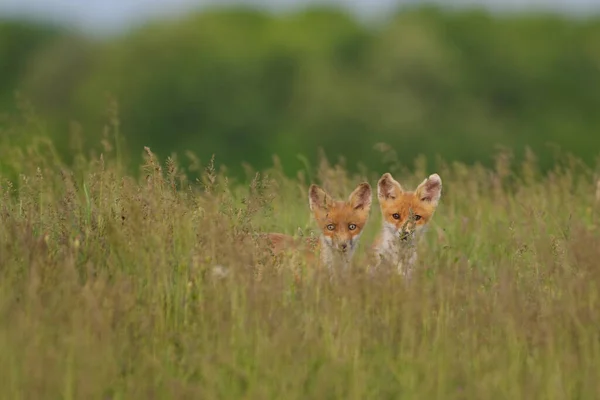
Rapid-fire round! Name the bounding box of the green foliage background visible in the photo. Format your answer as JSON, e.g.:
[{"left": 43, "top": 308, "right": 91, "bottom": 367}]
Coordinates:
[{"left": 1, "top": 5, "right": 599, "bottom": 177}]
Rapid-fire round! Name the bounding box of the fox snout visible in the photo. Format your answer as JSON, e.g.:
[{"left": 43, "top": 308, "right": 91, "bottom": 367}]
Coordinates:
[
  {"left": 335, "top": 240, "right": 351, "bottom": 252},
  {"left": 398, "top": 229, "right": 414, "bottom": 241},
  {"left": 322, "top": 235, "right": 354, "bottom": 253},
  {"left": 397, "top": 212, "right": 420, "bottom": 242},
  {"left": 331, "top": 235, "right": 358, "bottom": 253}
]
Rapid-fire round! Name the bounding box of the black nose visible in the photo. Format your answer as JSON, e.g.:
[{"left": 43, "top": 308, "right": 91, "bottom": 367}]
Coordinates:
[{"left": 341, "top": 243, "right": 348, "bottom": 250}]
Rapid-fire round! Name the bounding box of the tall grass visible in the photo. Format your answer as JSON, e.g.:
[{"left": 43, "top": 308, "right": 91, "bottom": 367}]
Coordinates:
[{"left": 1, "top": 128, "right": 600, "bottom": 399}]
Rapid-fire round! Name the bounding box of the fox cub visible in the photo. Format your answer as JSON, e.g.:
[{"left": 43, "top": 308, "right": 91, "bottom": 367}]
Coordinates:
[
  {"left": 267, "top": 182, "right": 372, "bottom": 271},
  {"left": 371, "top": 172, "right": 442, "bottom": 279}
]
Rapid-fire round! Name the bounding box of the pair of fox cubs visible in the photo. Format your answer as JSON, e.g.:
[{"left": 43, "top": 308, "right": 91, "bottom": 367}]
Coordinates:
[{"left": 267, "top": 172, "right": 442, "bottom": 278}]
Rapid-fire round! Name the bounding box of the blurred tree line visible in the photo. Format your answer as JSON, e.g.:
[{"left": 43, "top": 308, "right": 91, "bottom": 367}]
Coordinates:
[{"left": 1, "top": 6, "right": 599, "bottom": 178}]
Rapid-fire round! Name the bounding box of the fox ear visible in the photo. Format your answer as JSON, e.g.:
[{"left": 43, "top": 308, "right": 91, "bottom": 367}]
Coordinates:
[
  {"left": 415, "top": 173, "right": 442, "bottom": 205},
  {"left": 377, "top": 173, "right": 403, "bottom": 200},
  {"left": 348, "top": 182, "right": 372, "bottom": 210},
  {"left": 308, "top": 184, "right": 332, "bottom": 211}
]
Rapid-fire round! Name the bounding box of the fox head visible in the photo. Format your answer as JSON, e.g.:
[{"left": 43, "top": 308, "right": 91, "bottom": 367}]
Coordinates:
[
  {"left": 377, "top": 172, "right": 442, "bottom": 242},
  {"left": 308, "top": 182, "right": 372, "bottom": 256}
]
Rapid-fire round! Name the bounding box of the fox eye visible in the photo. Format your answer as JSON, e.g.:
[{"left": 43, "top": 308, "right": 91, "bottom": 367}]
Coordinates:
[
  {"left": 392, "top": 213, "right": 400, "bottom": 220},
  {"left": 326, "top": 224, "right": 335, "bottom": 231},
  {"left": 414, "top": 215, "right": 422, "bottom": 221},
  {"left": 348, "top": 223, "right": 357, "bottom": 230}
]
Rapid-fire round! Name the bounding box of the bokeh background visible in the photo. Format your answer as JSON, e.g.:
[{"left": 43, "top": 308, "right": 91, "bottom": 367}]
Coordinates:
[{"left": 2, "top": 0, "right": 600, "bottom": 178}]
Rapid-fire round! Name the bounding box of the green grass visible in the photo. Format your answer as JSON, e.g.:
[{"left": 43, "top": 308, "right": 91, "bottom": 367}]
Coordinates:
[{"left": 1, "top": 134, "right": 600, "bottom": 399}]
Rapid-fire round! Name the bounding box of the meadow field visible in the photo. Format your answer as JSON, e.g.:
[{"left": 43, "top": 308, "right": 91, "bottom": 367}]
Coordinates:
[{"left": 1, "top": 128, "right": 599, "bottom": 399}]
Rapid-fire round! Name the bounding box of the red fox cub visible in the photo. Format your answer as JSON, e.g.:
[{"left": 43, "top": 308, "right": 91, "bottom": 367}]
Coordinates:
[
  {"left": 267, "top": 182, "right": 372, "bottom": 272},
  {"left": 372, "top": 172, "right": 442, "bottom": 279}
]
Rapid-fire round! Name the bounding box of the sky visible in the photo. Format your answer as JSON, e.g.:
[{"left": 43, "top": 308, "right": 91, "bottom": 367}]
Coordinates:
[{"left": 1, "top": 0, "right": 599, "bottom": 34}]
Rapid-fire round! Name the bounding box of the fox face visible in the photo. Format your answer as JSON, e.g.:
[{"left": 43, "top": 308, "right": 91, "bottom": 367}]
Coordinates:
[
  {"left": 377, "top": 172, "right": 442, "bottom": 242},
  {"left": 308, "top": 182, "right": 372, "bottom": 257}
]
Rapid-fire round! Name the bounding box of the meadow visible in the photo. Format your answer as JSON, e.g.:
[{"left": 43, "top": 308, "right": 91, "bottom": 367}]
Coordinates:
[{"left": 1, "top": 129, "right": 600, "bottom": 399}]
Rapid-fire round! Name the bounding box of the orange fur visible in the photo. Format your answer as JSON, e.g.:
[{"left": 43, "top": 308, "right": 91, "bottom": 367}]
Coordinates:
[
  {"left": 372, "top": 172, "right": 442, "bottom": 278},
  {"left": 266, "top": 182, "right": 372, "bottom": 271},
  {"left": 376, "top": 188, "right": 437, "bottom": 239},
  {"left": 264, "top": 232, "right": 319, "bottom": 263}
]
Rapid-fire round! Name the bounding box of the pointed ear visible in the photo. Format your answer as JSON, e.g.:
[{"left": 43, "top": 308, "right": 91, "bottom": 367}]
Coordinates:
[
  {"left": 377, "top": 173, "right": 403, "bottom": 200},
  {"left": 308, "top": 184, "right": 332, "bottom": 212},
  {"left": 348, "top": 182, "right": 372, "bottom": 210},
  {"left": 415, "top": 173, "right": 442, "bottom": 205}
]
